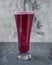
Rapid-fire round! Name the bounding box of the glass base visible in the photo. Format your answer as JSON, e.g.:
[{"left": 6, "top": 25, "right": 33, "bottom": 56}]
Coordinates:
[{"left": 17, "top": 53, "right": 31, "bottom": 60}]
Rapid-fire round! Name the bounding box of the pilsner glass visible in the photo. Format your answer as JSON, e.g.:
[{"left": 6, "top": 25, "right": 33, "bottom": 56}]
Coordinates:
[{"left": 14, "top": 11, "right": 34, "bottom": 60}]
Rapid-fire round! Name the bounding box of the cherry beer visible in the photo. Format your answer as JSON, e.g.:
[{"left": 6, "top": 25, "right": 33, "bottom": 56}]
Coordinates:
[{"left": 15, "top": 11, "right": 34, "bottom": 54}]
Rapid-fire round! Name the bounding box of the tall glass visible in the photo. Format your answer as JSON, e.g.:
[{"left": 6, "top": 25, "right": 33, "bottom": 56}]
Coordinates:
[{"left": 14, "top": 11, "right": 34, "bottom": 60}]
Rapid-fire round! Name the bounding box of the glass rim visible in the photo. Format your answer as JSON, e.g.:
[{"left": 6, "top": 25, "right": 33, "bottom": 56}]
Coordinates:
[{"left": 14, "top": 11, "right": 34, "bottom": 15}]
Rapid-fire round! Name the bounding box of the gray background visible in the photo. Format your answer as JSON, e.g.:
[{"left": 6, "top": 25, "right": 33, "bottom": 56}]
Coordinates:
[{"left": 0, "top": 0, "right": 52, "bottom": 42}]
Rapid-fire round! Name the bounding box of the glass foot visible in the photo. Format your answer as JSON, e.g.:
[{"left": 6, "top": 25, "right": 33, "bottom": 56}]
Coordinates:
[{"left": 17, "top": 53, "right": 31, "bottom": 60}]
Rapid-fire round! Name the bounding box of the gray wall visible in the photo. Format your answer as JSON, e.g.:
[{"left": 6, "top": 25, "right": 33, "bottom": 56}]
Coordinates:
[{"left": 0, "top": 0, "right": 52, "bottom": 42}]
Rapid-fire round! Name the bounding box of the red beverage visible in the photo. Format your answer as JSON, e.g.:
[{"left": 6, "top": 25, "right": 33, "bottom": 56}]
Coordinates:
[{"left": 15, "top": 11, "right": 34, "bottom": 54}]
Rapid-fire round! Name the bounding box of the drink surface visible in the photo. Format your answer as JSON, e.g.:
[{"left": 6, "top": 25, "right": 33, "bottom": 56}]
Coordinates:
[{"left": 15, "top": 12, "right": 34, "bottom": 53}]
